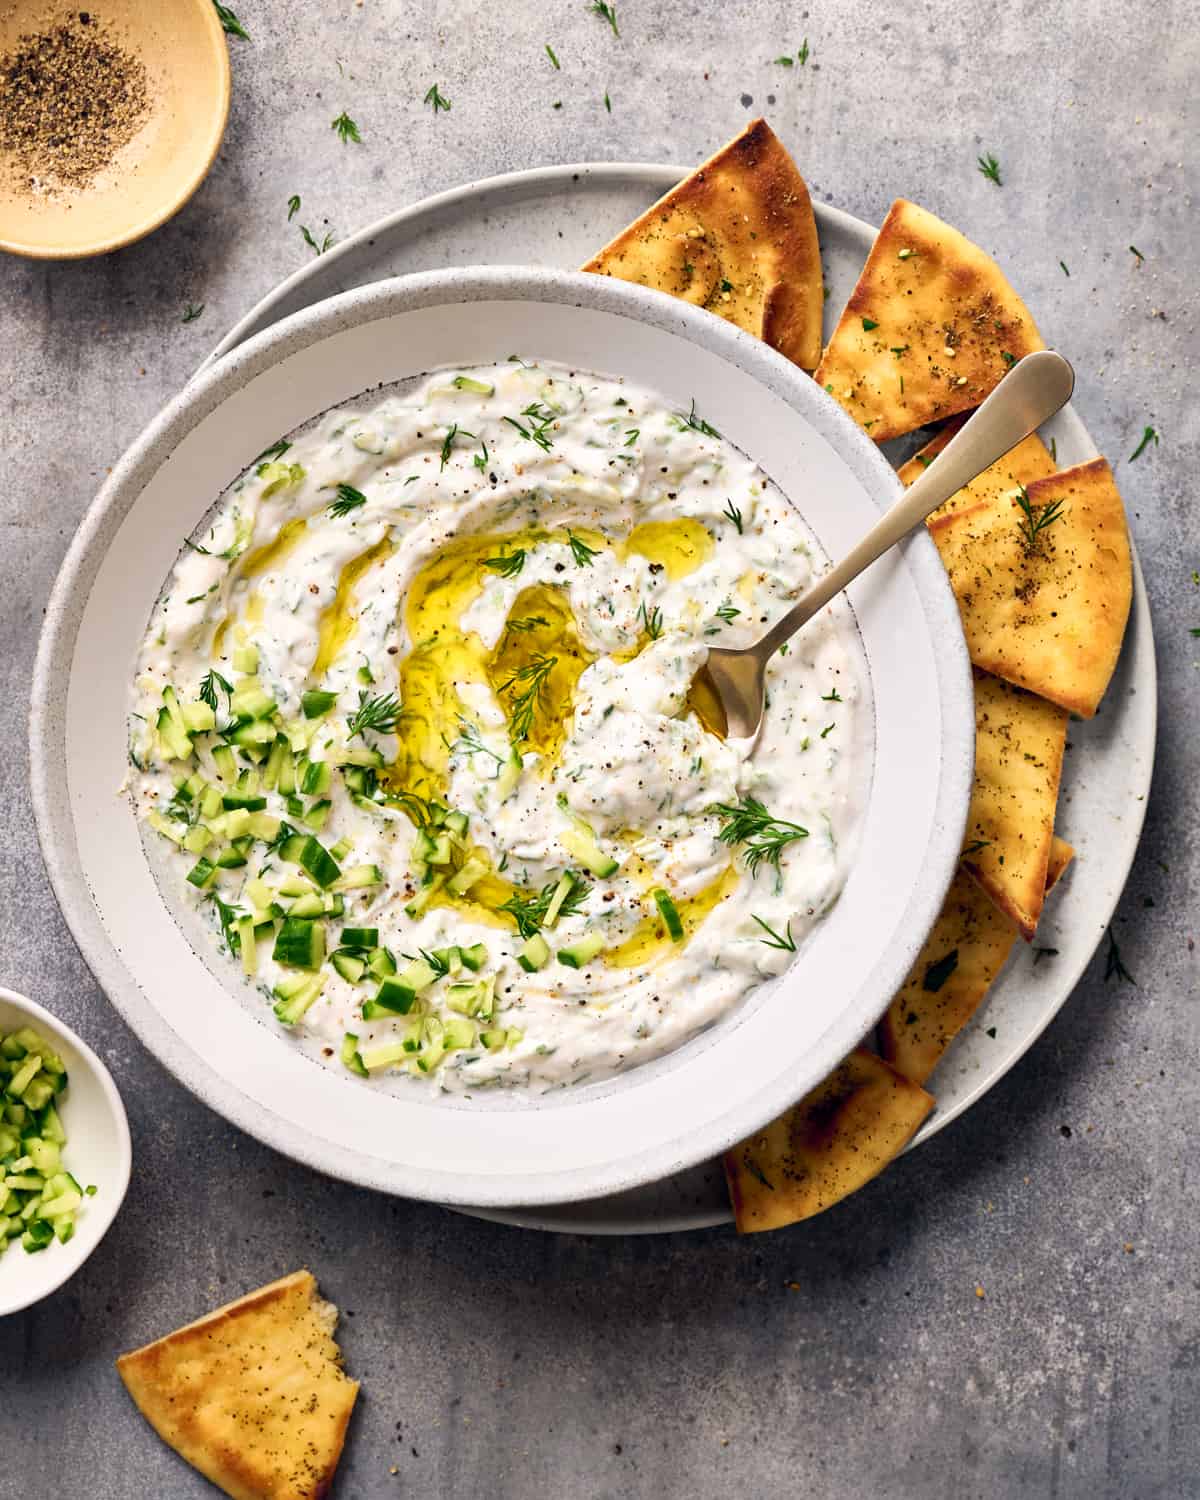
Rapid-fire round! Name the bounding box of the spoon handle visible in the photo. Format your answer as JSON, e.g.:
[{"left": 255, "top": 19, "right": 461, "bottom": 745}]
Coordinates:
[{"left": 756, "top": 349, "right": 1076, "bottom": 657}]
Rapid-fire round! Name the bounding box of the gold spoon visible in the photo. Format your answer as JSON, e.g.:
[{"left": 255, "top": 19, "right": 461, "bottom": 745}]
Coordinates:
[{"left": 692, "top": 349, "right": 1076, "bottom": 742}]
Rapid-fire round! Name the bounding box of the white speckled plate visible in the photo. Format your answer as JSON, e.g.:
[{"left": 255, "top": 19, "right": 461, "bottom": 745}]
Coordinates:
[
  {"left": 196, "top": 165, "right": 1155, "bottom": 1233},
  {"left": 30, "top": 264, "right": 974, "bottom": 1211}
]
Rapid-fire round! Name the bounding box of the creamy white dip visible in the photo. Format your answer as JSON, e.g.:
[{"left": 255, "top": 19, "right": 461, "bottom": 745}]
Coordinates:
[{"left": 129, "top": 361, "right": 868, "bottom": 1094}]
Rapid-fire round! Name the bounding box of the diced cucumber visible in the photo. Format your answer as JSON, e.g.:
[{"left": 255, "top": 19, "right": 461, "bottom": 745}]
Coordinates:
[
  {"left": 277, "top": 744, "right": 297, "bottom": 795},
  {"left": 331, "top": 951, "right": 367, "bottom": 984},
  {"left": 236, "top": 917, "right": 258, "bottom": 975},
  {"left": 403, "top": 875, "right": 444, "bottom": 917},
  {"left": 443, "top": 1017, "right": 475, "bottom": 1051},
  {"left": 429, "top": 946, "right": 463, "bottom": 976},
  {"left": 398, "top": 958, "right": 440, "bottom": 993},
  {"left": 459, "top": 942, "right": 488, "bottom": 972},
  {"left": 186, "top": 857, "right": 217, "bottom": 889},
  {"left": 155, "top": 707, "right": 192, "bottom": 761},
  {"left": 272, "top": 973, "right": 325, "bottom": 1025},
  {"left": 182, "top": 701, "right": 216, "bottom": 733},
  {"left": 300, "top": 759, "right": 333, "bottom": 797},
  {"left": 445, "top": 982, "right": 482, "bottom": 1016},
  {"left": 303, "top": 798, "right": 332, "bottom": 831},
  {"left": 200, "top": 784, "right": 224, "bottom": 819},
  {"left": 544, "top": 872, "right": 576, "bottom": 928},
  {"left": 329, "top": 837, "right": 353, "bottom": 862},
  {"left": 561, "top": 826, "right": 620, "bottom": 878},
  {"left": 162, "top": 684, "right": 187, "bottom": 732},
  {"left": 182, "top": 825, "right": 213, "bottom": 854},
  {"left": 271, "top": 916, "right": 325, "bottom": 971},
  {"left": 216, "top": 838, "right": 253, "bottom": 868},
  {"left": 340, "top": 1032, "right": 368, "bottom": 1077},
  {"left": 222, "top": 807, "right": 253, "bottom": 839},
  {"left": 262, "top": 736, "right": 287, "bottom": 790},
  {"left": 448, "top": 857, "right": 488, "bottom": 896},
  {"left": 210, "top": 743, "right": 237, "bottom": 782},
  {"left": 480, "top": 1028, "right": 506, "bottom": 1051},
  {"left": 496, "top": 747, "right": 522, "bottom": 800},
  {"left": 147, "top": 810, "right": 186, "bottom": 845},
  {"left": 247, "top": 811, "right": 281, "bottom": 842},
  {"left": 37, "top": 1103, "right": 66, "bottom": 1146},
  {"left": 279, "top": 834, "right": 341, "bottom": 889},
  {"left": 302, "top": 690, "right": 338, "bottom": 719},
  {"left": 232, "top": 643, "right": 259, "bottom": 673},
  {"left": 335, "top": 745, "right": 385, "bottom": 768},
  {"left": 339, "top": 927, "right": 378, "bottom": 950},
  {"left": 444, "top": 810, "right": 469, "bottom": 837},
  {"left": 244, "top": 877, "right": 275, "bottom": 910},
  {"left": 287, "top": 893, "right": 328, "bottom": 919},
  {"left": 334, "top": 863, "right": 383, "bottom": 892},
  {"left": 221, "top": 789, "right": 267, "bottom": 811},
  {"left": 367, "top": 947, "right": 397, "bottom": 979},
  {"left": 26, "top": 1137, "right": 60, "bottom": 1175},
  {"left": 229, "top": 719, "right": 277, "bottom": 748},
  {"left": 652, "top": 888, "right": 685, "bottom": 941},
  {"left": 427, "top": 834, "right": 453, "bottom": 867},
  {"left": 558, "top": 931, "right": 606, "bottom": 969},
  {"left": 359, "top": 1039, "right": 408, "bottom": 1072},
  {"left": 517, "top": 934, "right": 551, "bottom": 972}
]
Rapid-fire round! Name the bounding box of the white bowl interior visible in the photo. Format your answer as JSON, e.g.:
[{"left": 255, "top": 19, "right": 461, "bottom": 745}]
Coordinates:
[
  {"left": 0, "top": 988, "right": 131, "bottom": 1318},
  {"left": 34, "top": 269, "right": 972, "bottom": 1206}
]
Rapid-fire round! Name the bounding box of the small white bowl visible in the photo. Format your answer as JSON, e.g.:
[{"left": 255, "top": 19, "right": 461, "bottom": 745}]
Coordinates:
[{"left": 0, "top": 987, "right": 131, "bottom": 1317}]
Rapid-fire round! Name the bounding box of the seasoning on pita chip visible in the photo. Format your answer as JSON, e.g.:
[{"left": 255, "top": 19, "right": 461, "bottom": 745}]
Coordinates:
[
  {"left": 880, "top": 835, "right": 1076, "bottom": 1084},
  {"left": 961, "top": 669, "right": 1069, "bottom": 940},
  {"left": 116, "top": 1269, "right": 358, "bottom": 1500},
  {"left": 928, "top": 457, "right": 1132, "bottom": 717},
  {"left": 813, "top": 198, "right": 1045, "bottom": 441},
  {"left": 724, "top": 1048, "right": 933, "bottom": 1233},
  {"left": 897, "top": 420, "right": 1057, "bottom": 522},
  {"left": 582, "top": 118, "right": 823, "bottom": 369}
]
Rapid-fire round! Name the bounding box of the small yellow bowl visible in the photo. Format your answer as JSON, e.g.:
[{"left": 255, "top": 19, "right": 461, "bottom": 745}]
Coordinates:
[{"left": 0, "top": 0, "right": 230, "bottom": 259}]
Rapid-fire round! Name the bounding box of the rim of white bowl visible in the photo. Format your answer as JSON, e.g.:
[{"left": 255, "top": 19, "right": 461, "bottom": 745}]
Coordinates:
[
  {"left": 0, "top": 986, "right": 132, "bottom": 1317},
  {"left": 29, "top": 266, "right": 974, "bottom": 1206}
]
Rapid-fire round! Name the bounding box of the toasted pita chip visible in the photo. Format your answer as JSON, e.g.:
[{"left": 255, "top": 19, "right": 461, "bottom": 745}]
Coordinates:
[
  {"left": 928, "top": 458, "right": 1132, "bottom": 716},
  {"left": 814, "top": 199, "right": 1045, "bottom": 441},
  {"left": 878, "top": 869, "right": 1019, "bottom": 1085},
  {"left": 962, "top": 669, "right": 1068, "bottom": 939},
  {"left": 117, "top": 1270, "right": 358, "bottom": 1500},
  {"left": 724, "top": 1048, "right": 933, "bottom": 1233},
  {"left": 582, "top": 119, "right": 823, "bottom": 369},
  {"left": 881, "top": 836, "right": 1077, "bottom": 1084},
  {"left": 897, "top": 420, "right": 1057, "bottom": 522},
  {"left": 1045, "top": 834, "right": 1075, "bottom": 895}
]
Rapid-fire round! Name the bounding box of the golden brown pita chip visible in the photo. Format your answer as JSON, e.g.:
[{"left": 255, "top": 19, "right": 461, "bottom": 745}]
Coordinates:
[
  {"left": 117, "top": 1270, "right": 358, "bottom": 1500},
  {"left": 724, "top": 1048, "right": 933, "bottom": 1233},
  {"left": 582, "top": 119, "right": 823, "bottom": 369},
  {"left": 1045, "top": 835, "right": 1075, "bottom": 895},
  {"left": 928, "top": 457, "right": 1132, "bottom": 716},
  {"left": 814, "top": 199, "right": 1045, "bottom": 441},
  {"left": 897, "top": 420, "right": 1057, "bottom": 522},
  {"left": 962, "top": 669, "right": 1068, "bottom": 939},
  {"left": 881, "top": 836, "right": 1076, "bottom": 1085},
  {"left": 879, "top": 869, "right": 1019, "bottom": 1085}
]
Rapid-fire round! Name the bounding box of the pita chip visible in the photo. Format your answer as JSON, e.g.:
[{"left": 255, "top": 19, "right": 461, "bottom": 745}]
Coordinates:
[
  {"left": 814, "top": 198, "right": 1045, "bottom": 441},
  {"left": 117, "top": 1269, "right": 358, "bottom": 1500},
  {"left": 1045, "top": 834, "right": 1075, "bottom": 895},
  {"left": 582, "top": 119, "right": 823, "bottom": 369},
  {"left": 897, "top": 419, "right": 1057, "bottom": 522},
  {"left": 928, "top": 457, "right": 1133, "bottom": 716},
  {"left": 962, "top": 669, "right": 1069, "bottom": 939},
  {"left": 724, "top": 1048, "right": 933, "bottom": 1233}
]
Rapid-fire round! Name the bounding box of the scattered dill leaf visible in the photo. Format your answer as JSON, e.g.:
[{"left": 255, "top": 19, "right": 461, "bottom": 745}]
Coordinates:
[
  {"left": 182, "top": 302, "right": 204, "bottom": 323},
  {"left": 499, "top": 655, "right": 556, "bottom": 741},
  {"left": 545, "top": 42, "right": 560, "bottom": 67},
  {"left": 566, "top": 530, "right": 599, "bottom": 566},
  {"left": 977, "top": 152, "right": 1003, "bottom": 185},
  {"left": 287, "top": 194, "right": 301, "bottom": 220},
  {"left": 331, "top": 111, "right": 362, "bottom": 143},
  {"left": 484, "top": 550, "right": 526, "bottom": 578},
  {"left": 751, "top": 914, "right": 796, "bottom": 952},
  {"left": 424, "top": 82, "right": 451, "bottom": 114},
  {"left": 1129, "top": 425, "right": 1158, "bottom": 462},
  {"left": 327, "top": 483, "right": 367, "bottom": 518},
  {"left": 1103, "top": 928, "right": 1135, "bottom": 985},
  {"left": 347, "top": 691, "right": 401, "bottom": 739},
  {"left": 591, "top": 1, "right": 619, "bottom": 36},
  {"left": 712, "top": 795, "right": 809, "bottom": 876},
  {"left": 213, "top": 3, "right": 249, "bottom": 41},
  {"left": 1014, "top": 481, "right": 1066, "bottom": 547},
  {"left": 722, "top": 499, "right": 744, "bottom": 534}
]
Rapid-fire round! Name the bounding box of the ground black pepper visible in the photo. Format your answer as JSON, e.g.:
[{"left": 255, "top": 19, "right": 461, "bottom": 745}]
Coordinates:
[{"left": 0, "top": 12, "right": 149, "bottom": 190}]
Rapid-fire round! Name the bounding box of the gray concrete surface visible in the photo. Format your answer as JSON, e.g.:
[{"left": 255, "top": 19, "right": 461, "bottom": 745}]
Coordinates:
[{"left": 1, "top": 1, "right": 1197, "bottom": 1495}]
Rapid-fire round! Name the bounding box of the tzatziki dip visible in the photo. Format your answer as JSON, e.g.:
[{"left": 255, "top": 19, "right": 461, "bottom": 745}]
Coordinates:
[{"left": 129, "top": 360, "right": 867, "bottom": 1094}]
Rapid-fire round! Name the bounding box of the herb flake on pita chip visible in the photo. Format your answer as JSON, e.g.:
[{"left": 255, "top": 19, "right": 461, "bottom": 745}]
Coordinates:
[
  {"left": 961, "top": 669, "right": 1068, "bottom": 940},
  {"left": 928, "top": 457, "right": 1132, "bottom": 717},
  {"left": 116, "top": 1269, "right": 358, "bottom": 1500},
  {"left": 897, "top": 420, "right": 1057, "bottom": 522},
  {"left": 723, "top": 1048, "right": 933, "bottom": 1233},
  {"left": 582, "top": 119, "right": 824, "bottom": 369},
  {"left": 814, "top": 198, "right": 1045, "bottom": 441}
]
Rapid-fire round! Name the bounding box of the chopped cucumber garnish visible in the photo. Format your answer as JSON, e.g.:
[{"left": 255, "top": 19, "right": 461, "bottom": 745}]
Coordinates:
[
  {"left": 340, "top": 1032, "right": 368, "bottom": 1077},
  {"left": 561, "top": 825, "right": 620, "bottom": 878},
  {"left": 459, "top": 942, "right": 488, "bottom": 972},
  {"left": 517, "top": 934, "right": 551, "bottom": 972},
  {"left": 652, "top": 888, "right": 685, "bottom": 941},
  {"left": 558, "top": 931, "right": 606, "bottom": 968},
  {"left": 339, "top": 927, "right": 378, "bottom": 950},
  {"left": 272, "top": 973, "right": 325, "bottom": 1024},
  {"left": 272, "top": 916, "right": 325, "bottom": 971},
  {"left": 302, "top": 690, "right": 338, "bottom": 719}
]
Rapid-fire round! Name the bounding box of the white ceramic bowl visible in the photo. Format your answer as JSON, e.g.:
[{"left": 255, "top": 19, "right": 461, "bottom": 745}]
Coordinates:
[
  {"left": 0, "top": 988, "right": 131, "bottom": 1317},
  {"left": 30, "top": 267, "right": 973, "bottom": 1207}
]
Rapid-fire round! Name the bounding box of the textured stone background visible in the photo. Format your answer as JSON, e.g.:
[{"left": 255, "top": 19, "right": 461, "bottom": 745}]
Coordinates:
[{"left": 1, "top": 1, "right": 1197, "bottom": 1495}]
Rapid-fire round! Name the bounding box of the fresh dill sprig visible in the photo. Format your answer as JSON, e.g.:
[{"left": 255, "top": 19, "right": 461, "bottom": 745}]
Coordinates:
[
  {"left": 591, "top": 1, "right": 619, "bottom": 36},
  {"left": 977, "top": 152, "right": 1003, "bottom": 186},
  {"left": 722, "top": 499, "right": 744, "bottom": 534},
  {"left": 1014, "top": 482, "right": 1067, "bottom": 547},
  {"left": 484, "top": 549, "right": 526, "bottom": 578},
  {"left": 505, "top": 615, "right": 550, "bottom": 635},
  {"left": 820, "top": 688, "right": 843, "bottom": 702},
  {"left": 424, "top": 83, "right": 451, "bottom": 114},
  {"left": 255, "top": 438, "right": 291, "bottom": 464},
  {"left": 566, "top": 530, "right": 600, "bottom": 566},
  {"left": 331, "top": 111, "right": 362, "bottom": 143},
  {"left": 182, "top": 303, "right": 204, "bottom": 323},
  {"left": 1129, "top": 425, "right": 1158, "bottom": 461},
  {"left": 715, "top": 602, "right": 740, "bottom": 625},
  {"left": 209, "top": 892, "right": 243, "bottom": 953},
  {"left": 440, "top": 424, "right": 476, "bottom": 469},
  {"left": 327, "top": 483, "right": 367, "bottom": 517},
  {"left": 198, "top": 670, "right": 232, "bottom": 713},
  {"left": 545, "top": 42, "right": 560, "bottom": 68},
  {"left": 712, "top": 795, "right": 809, "bottom": 875},
  {"left": 681, "top": 399, "right": 720, "bottom": 438},
  {"left": 796, "top": 37, "right": 810, "bottom": 64},
  {"left": 624, "top": 428, "right": 639, "bottom": 445},
  {"left": 347, "top": 690, "right": 401, "bottom": 739},
  {"left": 1104, "top": 928, "right": 1136, "bottom": 985},
  {"left": 454, "top": 718, "right": 506, "bottom": 768},
  {"left": 214, "top": 4, "right": 250, "bottom": 41},
  {"left": 287, "top": 194, "right": 301, "bottom": 220},
  {"left": 639, "top": 601, "right": 663, "bottom": 639},
  {"left": 300, "top": 224, "right": 334, "bottom": 255},
  {"left": 503, "top": 401, "right": 556, "bottom": 451},
  {"left": 498, "top": 654, "right": 556, "bottom": 741},
  {"left": 751, "top": 914, "right": 796, "bottom": 952},
  {"left": 500, "top": 872, "right": 590, "bottom": 937}
]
